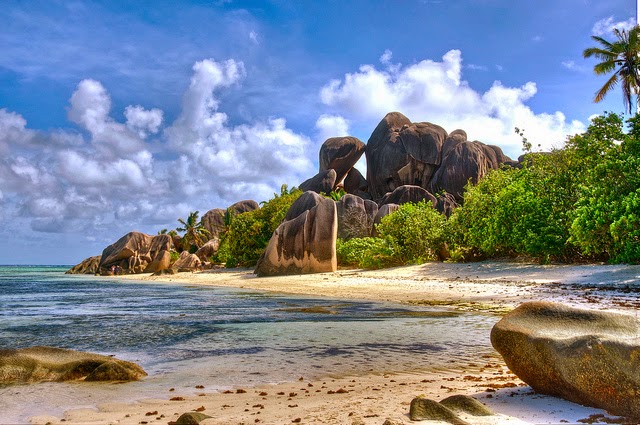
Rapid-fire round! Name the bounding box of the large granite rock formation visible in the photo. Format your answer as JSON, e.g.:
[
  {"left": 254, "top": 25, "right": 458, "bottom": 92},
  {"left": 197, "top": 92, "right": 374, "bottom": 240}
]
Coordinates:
[
  {"left": 343, "top": 167, "right": 370, "bottom": 199},
  {"left": 299, "top": 169, "right": 337, "bottom": 194},
  {"left": 255, "top": 196, "right": 337, "bottom": 276},
  {"left": 319, "top": 136, "right": 365, "bottom": 188},
  {"left": 195, "top": 238, "right": 220, "bottom": 261},
  {"left": 491, "top": 301, "right": 640, "bottom": 419},
  {"left": 0, "top": 346, "right": 147, "bottom": 384},
  {"left": 366, "top": 112, "right": 447, "bottom": 201},
  {"left": 285, "top": 191, "right": 325, "bottom": 221},
  {"left": 143, "top": 249, "right": 172, "bottom": 273},
  {"left": 430, "top": 132, "right": 502, "bottom": 202},
  {"left": 336, "top": 194, "right": 378, "bottom": 240},
  {"left": 98, "top": 232, "right": 172, "bottom": 274},
  {"left": 173, "top": 251, "right": 202, "bottom": 271},
  {"left": 65, "top": 255, "right": 101, "bottom": 274}
]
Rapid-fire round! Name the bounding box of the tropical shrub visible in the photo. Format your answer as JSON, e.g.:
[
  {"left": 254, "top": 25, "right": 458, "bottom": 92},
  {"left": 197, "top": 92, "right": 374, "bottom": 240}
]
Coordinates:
[
  {"left": 336, "top": 237, "right": 400, "bottom": 269},
  {"left": 221, "top": 186, "right": 302, "bottom": 267},
  {"left": 376, "top": 201, "right": 447, "bottom": 264},
  {"left": 570, "top": 113, "right": 640, "bottom": 262}
]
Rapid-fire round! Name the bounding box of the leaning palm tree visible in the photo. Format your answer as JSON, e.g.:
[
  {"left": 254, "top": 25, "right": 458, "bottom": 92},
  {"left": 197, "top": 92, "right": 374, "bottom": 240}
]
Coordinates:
[
  {"left": 176, "top": 211, "right": 210, "bottom": 252},
  {"left": 583, "top": 26, "right": 640, "bottom": 114}
]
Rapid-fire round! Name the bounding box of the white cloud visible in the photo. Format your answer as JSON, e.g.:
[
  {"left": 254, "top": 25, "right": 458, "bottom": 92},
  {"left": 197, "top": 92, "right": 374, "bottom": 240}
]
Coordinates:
[
  {"left": 532, "top": 35, "right": 543, "bottom": 42},
  {"left": 124, "top": 105, "right": 163, "bottom": 138},
  {"left": 69, "top": 79, "right": 148, "bottom": 157},
  {"left": 0, "top": 108, "right": 35, "bottom": 153},
  {"left": 592, "top": 16, "right": 635, "bottom": 36},
  {"left": 467, "top": 64, "right": 488, "bottom": 71},
  {"left": 496, "top": 65, "right": 504, "bottom": 72},
  {"left": 249, "top": 30, "right": 259, "bottom": 44},
  {"left": 315, "top": 114, "right": 351, "bottom": 142},
  {"left": 561, "top": 60, "right": 585, "bottom": 72},
  {"left": 380, "top": 49, "right": 393, "bottom": 66},
  {"left": 166, "top": 58, "right": 313, "bottom": 199},
  {"left": 320, "top": 50, "right": 585, "bottom": 157}
]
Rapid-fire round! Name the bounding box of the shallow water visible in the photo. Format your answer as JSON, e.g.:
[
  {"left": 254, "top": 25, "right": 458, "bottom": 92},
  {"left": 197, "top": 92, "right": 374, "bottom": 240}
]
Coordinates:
[{"left": 0, "top": 266, "right": 497, "bottom": 422}]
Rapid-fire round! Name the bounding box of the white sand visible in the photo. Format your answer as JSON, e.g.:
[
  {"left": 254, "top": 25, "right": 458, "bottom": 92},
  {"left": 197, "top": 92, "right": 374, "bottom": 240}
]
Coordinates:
[{"left": 26, "top": 261, "right": 640, "bottom": 424}]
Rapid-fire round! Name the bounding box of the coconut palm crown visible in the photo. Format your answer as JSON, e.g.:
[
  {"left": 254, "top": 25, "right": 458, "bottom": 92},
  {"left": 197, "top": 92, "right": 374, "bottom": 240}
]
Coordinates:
[
  {"left": 583, "top": 26, "right": 640, "bottom": 114},
  {"left": 176, "top": 211, "right": 210, "bottom": 250}
]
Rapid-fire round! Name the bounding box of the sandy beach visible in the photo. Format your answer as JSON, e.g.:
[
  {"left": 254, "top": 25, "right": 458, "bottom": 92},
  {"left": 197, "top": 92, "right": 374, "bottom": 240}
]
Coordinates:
[{"left": 26, "top": 261, "right": 640, "bottom": 424}]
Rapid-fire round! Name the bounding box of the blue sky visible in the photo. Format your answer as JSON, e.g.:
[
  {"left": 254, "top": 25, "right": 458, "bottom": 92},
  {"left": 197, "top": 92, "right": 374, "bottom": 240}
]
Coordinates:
[{"left": 0, "top": 0, "right": 635, "bottom": 264}]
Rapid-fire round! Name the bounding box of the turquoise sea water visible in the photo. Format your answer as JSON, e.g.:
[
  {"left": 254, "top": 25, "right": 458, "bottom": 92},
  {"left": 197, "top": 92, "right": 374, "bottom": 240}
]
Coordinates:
[{"left": 0, "top": 266, "right": 497, "bottom": 422}]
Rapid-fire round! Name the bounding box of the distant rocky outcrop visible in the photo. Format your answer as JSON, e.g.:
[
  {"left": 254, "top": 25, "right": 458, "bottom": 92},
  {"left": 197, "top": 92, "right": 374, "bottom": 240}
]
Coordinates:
[
  {"left": 255, "top": 196, "right": 337, "bottom": 276},
  {"left": 319, "top": 136, "right": 365, "bottom": 189},
  {"left": 65, "top": 255, "right": 101, "bottom": 275},
  {"left": 0, "top": 346, "right": 146, "bottom": 384},
  {"left": 98, "top": 232, "right": 172, "bottom": 275},
  {"left": 491, "top": 301, "right": 640, "bottom": 419}
]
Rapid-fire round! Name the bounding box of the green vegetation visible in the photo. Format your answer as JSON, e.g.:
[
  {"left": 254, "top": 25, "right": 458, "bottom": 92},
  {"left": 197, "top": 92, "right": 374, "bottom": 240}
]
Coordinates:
[
  {"left": 216, "top": 185, "right": 302, "bottom": 267},
  {"left": 176, "top": 211, "right": 210, "bottom": 253},
  {"left": 336, "top": 112, "right": 640, "bottom": 268},
  {"left": 583, "top": 26, "right": 640, "bottom": 114}
]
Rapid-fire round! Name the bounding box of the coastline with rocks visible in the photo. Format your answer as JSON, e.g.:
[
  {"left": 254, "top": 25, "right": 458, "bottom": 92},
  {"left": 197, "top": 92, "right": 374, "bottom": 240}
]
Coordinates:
[{"left": 10, "top": 261, "right": 636, "bottom": 424}]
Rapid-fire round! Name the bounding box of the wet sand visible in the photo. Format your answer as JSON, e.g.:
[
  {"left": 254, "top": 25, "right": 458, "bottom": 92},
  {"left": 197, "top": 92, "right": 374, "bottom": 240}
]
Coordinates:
[{"left": 26, "top": 261, "right": 640, "bottom": 424}]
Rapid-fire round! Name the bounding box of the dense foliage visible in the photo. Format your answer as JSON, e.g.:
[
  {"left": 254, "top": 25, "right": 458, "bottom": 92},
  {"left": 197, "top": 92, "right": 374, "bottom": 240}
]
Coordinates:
[
  {"left": 216, "top": 185, "right": 302, "bottom": 267},
  {"left": 337, "top": 112, "right": 640, "bottom": 268}
]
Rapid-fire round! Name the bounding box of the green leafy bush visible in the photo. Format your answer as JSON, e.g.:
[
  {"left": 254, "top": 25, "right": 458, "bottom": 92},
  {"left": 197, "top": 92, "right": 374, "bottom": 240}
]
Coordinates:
[
  {"left": 569, "top": 113, "right": 640, "bottom": 262},
  {"left": 221, "top": 186, "right": 302, "bottom": 267},
  {"left": 336, "top": 237, "right": 401, "bottom": 269},
  {"left": 376, "top": 201, "right": 447, "bottom": 264}
]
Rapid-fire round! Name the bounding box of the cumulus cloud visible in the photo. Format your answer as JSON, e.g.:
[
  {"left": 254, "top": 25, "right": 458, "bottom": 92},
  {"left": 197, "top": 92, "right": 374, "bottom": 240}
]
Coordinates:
[
  {"left": 0, "top": 57, "right": 318, "bottom": 248},
  {"left": 124, "top": 105, "right": 163, "bottom": 138},
  {"left": 166, "top": 58, "right": 313, "bottom": 200},
  {"left": 561, "top": 60, "right": 585, "bottom": 72},
  {"left": 592, "top": 16, "right": 635, "bottom": 36},
  {"left": 320, "top": 50, "right": 585, "bottom": 157},
  {"left": 315, "top": 114, "right": 351, "bottom": 142}
]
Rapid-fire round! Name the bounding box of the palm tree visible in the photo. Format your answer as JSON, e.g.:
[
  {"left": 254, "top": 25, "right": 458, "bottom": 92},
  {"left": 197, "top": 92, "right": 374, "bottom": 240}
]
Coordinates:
[
  {"left": 176, "top": 211, "right": 210, "bottom": 252},
  {"left": 583, "top": 26, "right": 640, "bottom": 114}
]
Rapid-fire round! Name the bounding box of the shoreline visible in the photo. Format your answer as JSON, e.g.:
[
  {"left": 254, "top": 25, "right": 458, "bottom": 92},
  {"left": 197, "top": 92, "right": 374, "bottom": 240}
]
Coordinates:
[{"left": 23, "top": 261, "right": 640, "bottom": 424}]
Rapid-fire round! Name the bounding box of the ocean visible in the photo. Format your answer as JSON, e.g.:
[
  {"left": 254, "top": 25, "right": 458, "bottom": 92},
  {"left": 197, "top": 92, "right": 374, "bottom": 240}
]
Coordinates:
[{"left": 0, "top": 266, "right": 497, "bottom": 422}]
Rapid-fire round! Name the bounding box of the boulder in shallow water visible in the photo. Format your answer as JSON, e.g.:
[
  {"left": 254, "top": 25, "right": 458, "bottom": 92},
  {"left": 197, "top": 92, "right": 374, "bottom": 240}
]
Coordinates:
[
  {"left": 491, "top": 301, "right": 640, "bottom": 419},
  {"left": 0, "top": 346, "right": 146, "bottom": 384}
]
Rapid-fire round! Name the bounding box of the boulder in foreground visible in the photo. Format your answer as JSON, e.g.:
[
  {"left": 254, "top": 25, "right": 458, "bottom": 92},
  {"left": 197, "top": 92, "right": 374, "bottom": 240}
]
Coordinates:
[
  {"left": 0, "top": 346, "right": 147, "bottom": 384},
  {"left": 491, "top": 301, "right": 640, "bottom": 419}
]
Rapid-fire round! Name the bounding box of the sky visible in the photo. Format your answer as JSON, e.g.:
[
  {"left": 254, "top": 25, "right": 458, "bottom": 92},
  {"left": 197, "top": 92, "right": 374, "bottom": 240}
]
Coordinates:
[{"left": 0, "top": 0, "right": 635, "bottom": 265}]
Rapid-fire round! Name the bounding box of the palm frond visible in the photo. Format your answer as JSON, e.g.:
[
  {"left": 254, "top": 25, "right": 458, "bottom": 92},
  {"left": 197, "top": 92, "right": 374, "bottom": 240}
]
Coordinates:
[{"left": 594, "top": 72, "right": 619, "bottom": 103}]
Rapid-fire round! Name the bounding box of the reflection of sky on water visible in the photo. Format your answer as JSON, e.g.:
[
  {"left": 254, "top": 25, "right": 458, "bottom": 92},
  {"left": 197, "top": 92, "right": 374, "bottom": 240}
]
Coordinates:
[{"left": 0, "top": 266, "right": 498, "bottom": 422}]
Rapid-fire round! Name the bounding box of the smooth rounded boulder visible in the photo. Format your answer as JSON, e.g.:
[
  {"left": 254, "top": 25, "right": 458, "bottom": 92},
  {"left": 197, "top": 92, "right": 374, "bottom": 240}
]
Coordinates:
[
  {"left": 0, "top": 346, "right": 147, "bottom": 384},
  {"left": 319, "top": 136, "right": 365, "bottom": 187},
  {"left": 491, "top": 301, "right": 640, "bottom": 419},
  {"left": 299, "top": 169, "right": 337, "bottom": 194},
  {"left": 66, "top": 255, "right": 101, "bottom": 274}
]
